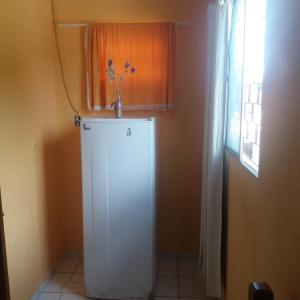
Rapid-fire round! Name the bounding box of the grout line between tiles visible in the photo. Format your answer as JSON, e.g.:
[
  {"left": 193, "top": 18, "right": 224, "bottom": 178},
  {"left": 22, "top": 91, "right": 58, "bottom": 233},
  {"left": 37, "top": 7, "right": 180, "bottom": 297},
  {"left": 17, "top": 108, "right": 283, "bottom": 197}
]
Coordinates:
[
  {"left": 63, "top": 259, "right": 83, "bottom": 294},
  {"left": 69, "top": 260, "right": 81, "bottom": 280},
  {"left": 44, "top": 259, "right": 82, "bottom": 296}
]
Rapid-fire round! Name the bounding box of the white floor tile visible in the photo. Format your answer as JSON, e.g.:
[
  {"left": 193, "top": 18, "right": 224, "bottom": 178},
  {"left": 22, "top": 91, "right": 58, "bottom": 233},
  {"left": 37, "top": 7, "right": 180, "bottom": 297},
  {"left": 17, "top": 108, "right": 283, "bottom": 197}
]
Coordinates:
[
  {"left": 158, "top": 257, "right": 177, "bottom": 276},
  {"left": 178, "top": 258, "right": 199, "bottom": 277},
  {"left": 179, "top": 277, "right": 206, "bottom": 298},
  {"left": 39, "top": 293, "right": 62, "bottom": 300},
  {"left": 54, "top": 273, "right": 73, "bottom": 282},
  {"left": 70, "top": 273, "right": 84, "bottom": 283},
  {"left": 57, "top": 260, "right": 80, "bottom": 273},
  {"left": 43, "top": 281, "right": 62, "bottom": 293},
  {"left": 61, "top": 281, "right": 84, "bottom": 293},
  {"left": 155, "top": 277, "right": 178, "bottom": 297},
  {"left": 43, "top": 273, "right": 72, "bottom": 293}
]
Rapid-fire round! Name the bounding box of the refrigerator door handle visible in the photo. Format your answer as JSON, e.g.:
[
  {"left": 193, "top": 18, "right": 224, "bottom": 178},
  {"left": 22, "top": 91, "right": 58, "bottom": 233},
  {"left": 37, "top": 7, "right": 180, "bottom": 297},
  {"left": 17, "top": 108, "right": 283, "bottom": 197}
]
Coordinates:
[
  {"left": 83, "top": 124, "right": 91, "bottom": 131},
  {"left": 127, "top": 128, "right": 132, "bottom": 136}
]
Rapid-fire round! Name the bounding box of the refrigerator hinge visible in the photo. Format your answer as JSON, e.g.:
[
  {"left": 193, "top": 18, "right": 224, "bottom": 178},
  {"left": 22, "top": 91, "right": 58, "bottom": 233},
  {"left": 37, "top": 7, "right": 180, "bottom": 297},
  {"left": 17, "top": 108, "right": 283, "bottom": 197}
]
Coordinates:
[{"left": 74, "top": 115, "right": 81, "bottom": 127}]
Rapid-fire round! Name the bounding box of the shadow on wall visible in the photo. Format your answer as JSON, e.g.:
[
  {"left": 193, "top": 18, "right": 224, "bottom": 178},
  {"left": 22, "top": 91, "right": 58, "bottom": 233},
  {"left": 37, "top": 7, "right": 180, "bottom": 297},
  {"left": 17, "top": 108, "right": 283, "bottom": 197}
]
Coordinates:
[
  {"left": 59, "top": 129, "right": 83, "bottom": 254},
  {"left": 41, "top": 135, "right": 62, "bottom": 269},
  {"left": 47, "top": 129, "right": 83, "bottom": 255}
]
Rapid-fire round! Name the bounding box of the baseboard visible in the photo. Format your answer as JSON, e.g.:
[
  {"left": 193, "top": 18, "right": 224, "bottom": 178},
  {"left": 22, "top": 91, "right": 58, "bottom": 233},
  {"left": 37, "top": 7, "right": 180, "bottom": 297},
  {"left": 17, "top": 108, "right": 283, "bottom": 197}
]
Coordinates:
[{"left": 31, "top": 251, "right": 81, "bottom": 300}]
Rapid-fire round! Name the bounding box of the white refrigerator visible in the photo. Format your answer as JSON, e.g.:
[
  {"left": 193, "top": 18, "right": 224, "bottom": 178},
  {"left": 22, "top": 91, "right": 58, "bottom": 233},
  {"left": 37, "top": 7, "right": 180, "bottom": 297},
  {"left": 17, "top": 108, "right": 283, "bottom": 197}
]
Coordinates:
[{"left": 80, "top": 118, "right": 156, "bottom": 299}]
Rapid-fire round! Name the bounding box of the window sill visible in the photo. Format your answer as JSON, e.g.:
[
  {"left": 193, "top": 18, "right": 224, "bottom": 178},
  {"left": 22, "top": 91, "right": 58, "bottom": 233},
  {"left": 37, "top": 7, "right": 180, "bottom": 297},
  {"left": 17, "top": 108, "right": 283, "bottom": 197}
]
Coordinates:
[
  {"left": 240, "top": 159, "right": 259, "bottom": 178},
  {"left": 225, "top": 147, "right": 260, "bottom": 180}
]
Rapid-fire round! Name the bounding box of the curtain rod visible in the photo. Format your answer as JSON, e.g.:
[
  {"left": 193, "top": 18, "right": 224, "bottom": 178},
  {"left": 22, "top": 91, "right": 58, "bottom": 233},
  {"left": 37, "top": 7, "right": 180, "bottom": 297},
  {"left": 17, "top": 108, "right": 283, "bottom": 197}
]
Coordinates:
[{"left": 56, "top": 22, "right": 192, "bottom": 28}]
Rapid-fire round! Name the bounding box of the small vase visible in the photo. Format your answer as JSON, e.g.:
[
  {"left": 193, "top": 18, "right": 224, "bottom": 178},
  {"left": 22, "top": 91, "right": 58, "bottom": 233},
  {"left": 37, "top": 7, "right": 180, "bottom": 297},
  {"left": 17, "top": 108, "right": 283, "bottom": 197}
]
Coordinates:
[{"left": 111, "top": 90, "right": 122, "bottom": 118}]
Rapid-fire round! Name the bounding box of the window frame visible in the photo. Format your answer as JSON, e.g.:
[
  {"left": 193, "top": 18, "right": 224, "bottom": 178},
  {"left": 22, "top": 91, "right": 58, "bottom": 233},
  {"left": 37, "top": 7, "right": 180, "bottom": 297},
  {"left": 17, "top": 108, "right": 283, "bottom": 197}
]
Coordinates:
[{"left": 225, "top": 0, "right": 267, "bottom": 178}]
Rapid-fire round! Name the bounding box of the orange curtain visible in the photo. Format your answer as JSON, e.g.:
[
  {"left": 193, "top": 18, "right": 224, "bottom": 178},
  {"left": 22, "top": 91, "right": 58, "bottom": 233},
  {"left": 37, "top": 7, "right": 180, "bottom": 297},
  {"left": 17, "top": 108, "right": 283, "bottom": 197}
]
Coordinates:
[{"left": 86, "top": 23, "right": 175, "bottom": 111}]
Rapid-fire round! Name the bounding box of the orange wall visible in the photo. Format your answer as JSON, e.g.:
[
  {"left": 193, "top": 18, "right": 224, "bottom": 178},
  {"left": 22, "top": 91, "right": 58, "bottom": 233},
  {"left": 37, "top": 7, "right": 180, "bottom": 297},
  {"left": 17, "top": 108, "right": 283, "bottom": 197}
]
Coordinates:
[
  {"left": 53, "top": 0, "right": 208, "bottom": 253},
  {"left": 0, "top": 0, "right": 63, "bottom": 299},
  {"left": 225, "top": 1, "right": 300, "bottom": 300}
]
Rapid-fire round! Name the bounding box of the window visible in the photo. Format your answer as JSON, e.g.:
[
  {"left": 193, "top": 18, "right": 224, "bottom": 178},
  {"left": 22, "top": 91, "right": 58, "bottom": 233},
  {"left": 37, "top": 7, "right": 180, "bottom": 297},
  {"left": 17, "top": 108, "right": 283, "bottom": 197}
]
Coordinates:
[
  {"left": 86, "top": 23, "right": 175, "bottom": 111},
  {"left": 226, "top": 0, "right": 267, "bottom": 176}
]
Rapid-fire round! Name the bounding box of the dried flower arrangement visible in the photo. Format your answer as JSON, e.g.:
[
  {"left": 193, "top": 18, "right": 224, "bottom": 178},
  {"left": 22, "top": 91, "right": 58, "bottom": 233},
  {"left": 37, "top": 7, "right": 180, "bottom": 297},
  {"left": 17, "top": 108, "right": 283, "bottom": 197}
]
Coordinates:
[
  {"left": 106, "top": 59, "right": 136, "bottom": 117},
  {"left": 106, "top": 59, "right": 136, "bottom": 86}
]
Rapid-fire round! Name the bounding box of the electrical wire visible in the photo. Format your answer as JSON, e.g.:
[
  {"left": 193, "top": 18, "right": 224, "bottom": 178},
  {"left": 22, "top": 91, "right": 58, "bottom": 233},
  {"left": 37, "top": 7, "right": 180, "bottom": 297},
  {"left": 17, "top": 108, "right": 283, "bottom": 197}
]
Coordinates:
[{"left": 51, "top": 0, "right": 80, "bottom": 116}]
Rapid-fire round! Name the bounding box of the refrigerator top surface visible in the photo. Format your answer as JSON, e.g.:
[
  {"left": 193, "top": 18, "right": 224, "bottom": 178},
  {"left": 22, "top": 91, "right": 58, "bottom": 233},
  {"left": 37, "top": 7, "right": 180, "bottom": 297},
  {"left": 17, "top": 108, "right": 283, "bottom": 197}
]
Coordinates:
[{"left": 81, "top": 117, "right": 155, "bottom": 123}]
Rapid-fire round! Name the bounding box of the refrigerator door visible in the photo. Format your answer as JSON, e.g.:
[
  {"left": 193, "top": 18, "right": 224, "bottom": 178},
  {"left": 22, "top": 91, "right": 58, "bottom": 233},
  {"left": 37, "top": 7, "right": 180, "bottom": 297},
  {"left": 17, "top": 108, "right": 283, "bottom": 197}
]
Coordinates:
[{"left": 81, "top": 119, "right": 155, "bottom": 299}]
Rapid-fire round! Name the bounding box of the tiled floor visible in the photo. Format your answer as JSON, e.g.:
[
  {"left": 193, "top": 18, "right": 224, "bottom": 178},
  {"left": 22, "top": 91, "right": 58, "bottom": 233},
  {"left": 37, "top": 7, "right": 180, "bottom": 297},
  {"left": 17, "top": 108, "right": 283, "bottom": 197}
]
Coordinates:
[
  {"left": 39, "top": 253, "right": 213, "bottom": 300},
  {"left": 155, "top": 252, "right": 211, "bottom": 300},
  {"left": 39, "top": 258, "right": 84, "bottom": 300}
]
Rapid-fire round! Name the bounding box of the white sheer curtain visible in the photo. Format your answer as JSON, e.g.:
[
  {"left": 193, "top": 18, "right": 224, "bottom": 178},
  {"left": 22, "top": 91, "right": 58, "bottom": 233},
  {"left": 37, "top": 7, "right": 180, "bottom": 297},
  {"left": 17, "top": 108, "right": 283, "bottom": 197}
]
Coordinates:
[{"left": 199, "top": 1, "right": 229, "bottom": 298}]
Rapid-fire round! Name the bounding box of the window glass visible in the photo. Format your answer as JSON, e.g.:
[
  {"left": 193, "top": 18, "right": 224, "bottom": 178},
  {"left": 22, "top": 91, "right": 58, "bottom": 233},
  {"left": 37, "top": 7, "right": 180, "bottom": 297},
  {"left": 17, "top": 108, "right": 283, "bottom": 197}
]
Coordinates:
[
  {"left": 226, "top": 0, "right": 245, "bottom": 153},
  {"left": 226, "top": 0, "right": 267, "bottom": 176},
  {"left": 240, "top": 0, "right": 266, "bottom": 175}
]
